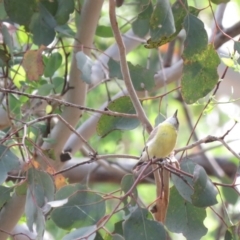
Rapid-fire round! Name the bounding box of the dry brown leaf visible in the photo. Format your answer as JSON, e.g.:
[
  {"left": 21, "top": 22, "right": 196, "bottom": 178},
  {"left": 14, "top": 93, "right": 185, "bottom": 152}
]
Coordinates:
[{"left": 22, "top": 45, "right": 46, "bottom": 81}]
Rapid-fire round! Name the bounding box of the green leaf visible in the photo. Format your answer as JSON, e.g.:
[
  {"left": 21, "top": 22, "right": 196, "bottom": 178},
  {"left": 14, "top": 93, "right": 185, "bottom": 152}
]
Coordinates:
[
  {"left": 0, "top": 49, "right": 10, "bottom": 67},
  {"left": 55, "top": 24, "right": 76, "bottom": 38},
  {"left": 121, "top": 174, "right": 138, "bottom": 207},
  {"left": 121, "top": 174, "right": 137, "bottom": 197},
  {"left": 51, "top": 184, "right": 106, "bottom": 230},
  {"left": 0, "top": 186, "right": 13, "bottom": 208},
  {"left": 183, "top": 14, "right": 208, "bottom": 59},
  {"left": 96, "top": 25, "right": 113, "bottom": 38},
  {"left": 166, "top": 186, "right": 208, "bottom": 240},
  {"left": 96, "top": 96, "right": 140, "bottom": 137},
  {"left": 191, "top": 165, "right": 218, "bottom": 207},
  {"left": 181, "top": 44, "right": 220, "bottom": 104},
  {"left": 39, "top": 3, "right": 57, "bottom": 29},
  {"left": 4, "top": 0, "right": 37, "bottom": 26},
  {"left": 234, "top": 41, "right": 240, "bottom": 54},
  {"left": 221, "top": 177, "right": 239, "bottom": 205},
  {"left": 113, "top": 221, "right": 124, "bottom": 236},
  {"left": 132, "top": 3, "right": 153, "bottom": 38},
  {"left": 123, "top": 208, "right": 166, "bottom": 240},
  {"left": 1, "top": 24, "right": 13, "bottom": 57},
  {"left": 62, "top": 225, "right": 97, "bottom": 240},
  {"left": 75, "top": 52, "right": 93, "bottom": 84},
  {"left": 37, "top": 83, "right": 54, "bottom": 96},
  {"left": 44, "top": 52, "right": 62, "bottom": 77},
  {"left": 224, "top": 225, "right": 240, "bottom": 240},
  {"left": 55, "top": 0, "right": 74, "bottom": 25},
  {"left": 29, "top": 12, "right": 55, "bottom": 46},
  {"left": 113, "top": 234, "right": 124, "bottom": 240},
  {"left": 172, "top": 159, "right": 218, "bottom": 207},
  {"left": 0, "top": 145, "right": 20, "bottom": 184},
  {"left": 144, "top": 0, "right": 189, "bottom": 49},
  {"left": 25, "top": 168, "right": 55, "bottom": 234},
  {"left": 52, "top": 77, "right": 64, "bottom": 93},
  {"left": 171, "top": 159, "right": 195, "bottom": 203},
  {"left": 41, "top": 0, "right": 58, "bottom": 16},
  {"left": 149, "top": 0, "right": 175, "bottom": 42},
  {"left": 0, "top": 1, "right": 7, "bottom": 20},
  {"left": 108, "top": 59, "right": 155, "bottom": 91},
  {"left": 8, "top": 93, "right": 21, "bottom": 116},
  {"left": 211, "top": 0, "right": 230, "bottom": 4}
]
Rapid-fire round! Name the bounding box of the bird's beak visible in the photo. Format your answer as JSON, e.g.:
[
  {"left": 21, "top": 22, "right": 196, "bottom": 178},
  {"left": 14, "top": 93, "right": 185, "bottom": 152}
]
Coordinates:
[{"left": 173, "top": 110, "right": 178, "bottom": 117}]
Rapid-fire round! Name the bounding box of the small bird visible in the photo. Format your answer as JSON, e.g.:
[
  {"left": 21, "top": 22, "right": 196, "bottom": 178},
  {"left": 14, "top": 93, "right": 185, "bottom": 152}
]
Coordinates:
[{"left": 133, "top": 110, "right": 179, "bottom": 170}]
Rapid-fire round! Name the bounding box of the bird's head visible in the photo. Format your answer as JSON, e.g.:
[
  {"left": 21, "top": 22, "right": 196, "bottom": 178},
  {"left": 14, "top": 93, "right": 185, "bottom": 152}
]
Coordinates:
[{"left": 165, "top": 110, "right": 179, "bottom": 130}]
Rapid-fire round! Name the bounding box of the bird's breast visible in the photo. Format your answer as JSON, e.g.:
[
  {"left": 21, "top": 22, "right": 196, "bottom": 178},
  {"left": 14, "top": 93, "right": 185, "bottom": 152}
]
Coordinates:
[{"left": 149, "top": 123, "right": 177, "bottom": 158}]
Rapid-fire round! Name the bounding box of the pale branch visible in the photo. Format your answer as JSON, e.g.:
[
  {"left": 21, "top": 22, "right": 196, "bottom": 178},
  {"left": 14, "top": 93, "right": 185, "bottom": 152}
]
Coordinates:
[
  {"left": 41, "top": 0, "right": 104, "bottom": 157},
  {"left": 0, "top": 88, "right": 137, "bottom": 119},
  {"left": 0, "top": 194, "right": 26, "bottom": 240},
  {"left": 109, "top": 0, "right": 152, "bottom": 133}
]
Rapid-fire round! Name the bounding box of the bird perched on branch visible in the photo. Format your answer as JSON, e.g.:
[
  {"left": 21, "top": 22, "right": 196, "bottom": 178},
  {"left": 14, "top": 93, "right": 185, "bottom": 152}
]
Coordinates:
[{"left": 133, "top": 110, "right": 179, "bottom": 170}]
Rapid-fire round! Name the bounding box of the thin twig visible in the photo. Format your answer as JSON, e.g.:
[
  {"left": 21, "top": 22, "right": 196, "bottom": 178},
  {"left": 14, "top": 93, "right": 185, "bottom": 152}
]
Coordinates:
[
  {"left": 109, "top": 0, "right": 152, "bottom": 133},
  {"left": 0, "top": 88, "right": 137, "bottom": 119}
]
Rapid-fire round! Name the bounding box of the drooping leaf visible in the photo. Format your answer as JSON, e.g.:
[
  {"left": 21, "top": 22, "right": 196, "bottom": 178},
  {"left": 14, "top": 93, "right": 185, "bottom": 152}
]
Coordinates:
[
  {"left": 8, "top": 94, "right": 21, "bottom": 116},
  {"left": 108, "top": 59, "right": 155, "bottom": 91},
  {"left": 51, "top": 184, "right": 106, "bottom": 230},
  {"left": 172, "top": 159, "right": 218, "bottom": 207},
  {"left": 62, "top": 225, "right": 97, "bottom": 240},
  {"left": 166, "top": 186, "right": 208, "bottom": 240},
  {"left": 149, "top": 0, "right": 175, "bottom": 42},
  {"left": 183, "top": 14, "right": 208, "bottom": 59},
  {"left": 181, "top": 44, "right": 220, "bottom": 104},
  {"left": 1, "top": 24, "right": 13, "bottom": 57},
  {"left": 96, "top": 96, "right": 140, "bottom": 137},
  {"left": 191, "top": 165, "right": 218, "bottom": 207},
  {"left": 123, "top": 208, "right": 166, "bottom": 240},
  {"left": 121, "top": 174, "right": 138, "bottom": 197},
  {"left": 132, "top": 3, "right": 153, "bottom": 38},
  {"left": 144, "top": 0, "right": 189, "bottom": 49},
  {"left": 55, "top": 0, "right": 74, "bottom": 25},
  {"left": 121, "top": 174, "right": 138, "bottom": 207},
  {"left": 0, "top": 145, "right": 20, "bottom": 184},
  {"left": 44, "top": 52, "right": 62, "bottom": 77},
  {"left": 0, "top": 186, "right": 13, "bottom": 208},
  {"left": 25, "top": 168, "right": 55, "bottom": 235},
  {"left": 171, "top": 159, "right": 195, "bottom": 203},
  {"left": 76, "top": 52, "right": 93, "bottom": 84},
  {"left": 4, "top": 0, "right": 37, "bottom": 26},
  {"left": 29, "top": 12, "right": 55, "bottom": 46}
]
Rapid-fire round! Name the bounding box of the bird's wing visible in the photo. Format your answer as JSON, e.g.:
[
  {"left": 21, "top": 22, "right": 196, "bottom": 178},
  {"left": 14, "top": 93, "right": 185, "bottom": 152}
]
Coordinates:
[{"left": 133, "top": 125, "right": 159, "bottom": 171}]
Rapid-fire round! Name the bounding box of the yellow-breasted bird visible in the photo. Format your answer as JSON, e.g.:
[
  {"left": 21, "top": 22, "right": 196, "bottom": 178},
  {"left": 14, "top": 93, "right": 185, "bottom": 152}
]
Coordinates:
[{"left": 133, "top": 110, "right": 179, "bottom": 170}]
